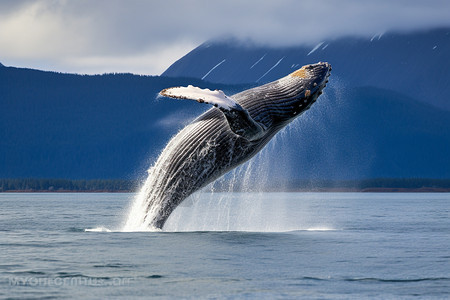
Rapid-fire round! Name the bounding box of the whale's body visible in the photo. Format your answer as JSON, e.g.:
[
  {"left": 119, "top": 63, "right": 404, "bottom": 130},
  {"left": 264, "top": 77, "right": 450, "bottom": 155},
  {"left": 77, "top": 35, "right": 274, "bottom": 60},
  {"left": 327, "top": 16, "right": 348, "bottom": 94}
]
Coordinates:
[{"left": 128, "top": 62, "right": 331, "bottom": 229}]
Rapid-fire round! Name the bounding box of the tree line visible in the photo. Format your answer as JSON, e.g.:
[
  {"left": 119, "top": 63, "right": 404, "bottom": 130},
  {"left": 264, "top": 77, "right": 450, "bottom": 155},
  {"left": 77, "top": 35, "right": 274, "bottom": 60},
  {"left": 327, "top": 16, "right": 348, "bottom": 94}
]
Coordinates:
[
  {"left": 1, "top": 178, "right": 449, "bottom": 192},
  {"left": 0, "top": 178, "right": 136, "bottom": 192}
]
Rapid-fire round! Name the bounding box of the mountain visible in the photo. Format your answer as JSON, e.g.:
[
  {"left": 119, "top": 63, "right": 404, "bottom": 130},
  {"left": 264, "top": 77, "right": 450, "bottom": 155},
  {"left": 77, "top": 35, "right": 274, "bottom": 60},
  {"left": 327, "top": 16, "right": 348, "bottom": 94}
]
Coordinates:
[
  {"left": 2, "top": 27, "right": 450, "bottom": 180},
  {"left": 163, "top": 28, "right": 450, "bottom": 111},
  {"left": 0, "top": 66, "right": 247, "bottom": 179}
]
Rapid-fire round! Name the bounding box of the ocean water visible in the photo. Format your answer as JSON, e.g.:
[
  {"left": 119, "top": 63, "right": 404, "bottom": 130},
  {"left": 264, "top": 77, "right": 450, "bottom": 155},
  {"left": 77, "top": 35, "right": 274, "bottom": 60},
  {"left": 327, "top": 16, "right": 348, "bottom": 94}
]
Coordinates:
[{"left": 0, "top": 192, "right": 449, "bottom": 299}]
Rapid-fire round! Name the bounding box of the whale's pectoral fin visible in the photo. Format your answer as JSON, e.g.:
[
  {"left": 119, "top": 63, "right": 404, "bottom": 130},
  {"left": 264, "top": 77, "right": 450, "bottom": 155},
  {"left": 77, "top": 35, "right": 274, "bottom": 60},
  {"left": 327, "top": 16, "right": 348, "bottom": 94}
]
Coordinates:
[{"left": 160, "top": 85, "right": 266, "bottom": 141}]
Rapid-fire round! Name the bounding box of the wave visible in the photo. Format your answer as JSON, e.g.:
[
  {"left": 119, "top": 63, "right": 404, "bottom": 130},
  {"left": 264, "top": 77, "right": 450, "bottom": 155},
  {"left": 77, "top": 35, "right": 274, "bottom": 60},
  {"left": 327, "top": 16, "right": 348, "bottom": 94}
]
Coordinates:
[
  {"left": 56, "top": 272, "right": 93, "bottom": 278},
  {"left": 6, "top": 270, "right": 48, "bottom": 276},
  {"left": 83, "top": 225, "right": 338, "bottom": 233},
  {"left": 343, "top": 277, "right": 450, "bottom": 283},
  {"left": 291, "top": 276, "right": 450, "bottom": 283},
  {"left": 145, "top": 275, "right": 164, "bottom": 279},
  {"left": 161, "top": 227, "right": 339, "bottom": 233},
  {"left": 93, "top": 263, "right": 135, "bottom": 269},
  {"left": 304, "top": 226, "right": 337, "bottom": 231},
  {"left": 68, "top": 227, "right": 85, "bottom": 232}
]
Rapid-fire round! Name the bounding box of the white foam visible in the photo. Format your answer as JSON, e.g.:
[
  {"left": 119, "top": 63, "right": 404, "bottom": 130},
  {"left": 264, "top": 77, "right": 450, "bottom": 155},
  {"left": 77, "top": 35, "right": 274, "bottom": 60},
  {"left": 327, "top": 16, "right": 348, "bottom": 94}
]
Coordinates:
[
  {"left": 121, "top": 119, "right": 215, "bottom": 232},
  {"left": 305, "top": 226, "right": 337, "bottom": 231},
  {"left": 85, "top": 226, "right": 112, "bottom": 232}
]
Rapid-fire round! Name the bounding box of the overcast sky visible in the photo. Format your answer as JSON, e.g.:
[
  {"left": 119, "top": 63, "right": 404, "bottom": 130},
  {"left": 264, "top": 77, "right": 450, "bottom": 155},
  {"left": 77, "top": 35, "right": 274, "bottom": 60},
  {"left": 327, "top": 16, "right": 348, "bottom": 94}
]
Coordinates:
[{"left": 1, "top": 0, "right": 449, "bottom": 75}]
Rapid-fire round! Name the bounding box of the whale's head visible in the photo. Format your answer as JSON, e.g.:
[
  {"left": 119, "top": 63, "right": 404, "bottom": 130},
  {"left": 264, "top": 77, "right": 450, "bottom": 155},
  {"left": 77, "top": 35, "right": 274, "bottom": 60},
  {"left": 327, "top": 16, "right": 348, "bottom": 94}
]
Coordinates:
[
  {"left": 236, "top": 62, "right": 331, "bottom": 128},
  {"left": 284, "top": 62, "right": 331, "bottom": 118}
]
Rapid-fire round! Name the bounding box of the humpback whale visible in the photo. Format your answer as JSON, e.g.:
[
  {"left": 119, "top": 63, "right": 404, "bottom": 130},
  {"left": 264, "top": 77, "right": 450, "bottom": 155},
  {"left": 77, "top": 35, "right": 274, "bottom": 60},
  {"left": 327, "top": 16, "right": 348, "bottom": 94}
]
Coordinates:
[{"left": 128, "top": 62, "right": 331, "bottom": 230}]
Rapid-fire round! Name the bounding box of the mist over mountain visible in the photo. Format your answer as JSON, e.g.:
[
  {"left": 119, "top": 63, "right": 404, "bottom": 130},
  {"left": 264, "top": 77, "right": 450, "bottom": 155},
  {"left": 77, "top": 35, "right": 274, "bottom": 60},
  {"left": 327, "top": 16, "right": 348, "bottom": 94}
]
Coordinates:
[
  {"left": 1, "top": 27, "right": 449, "bottom": 180},
  {"left": 163, "top": 28, "right": 450, "bottom": 111},
  {"left": 279, "top": 85, "right": 450, "bottom": 180}
]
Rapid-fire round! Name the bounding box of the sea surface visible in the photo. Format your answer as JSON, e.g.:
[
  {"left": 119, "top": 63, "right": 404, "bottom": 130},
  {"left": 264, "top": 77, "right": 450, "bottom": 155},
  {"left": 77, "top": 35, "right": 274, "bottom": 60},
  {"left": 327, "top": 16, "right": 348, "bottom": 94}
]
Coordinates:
[{"left": 0, "top": 192, "right": 449, "bottom": 299}]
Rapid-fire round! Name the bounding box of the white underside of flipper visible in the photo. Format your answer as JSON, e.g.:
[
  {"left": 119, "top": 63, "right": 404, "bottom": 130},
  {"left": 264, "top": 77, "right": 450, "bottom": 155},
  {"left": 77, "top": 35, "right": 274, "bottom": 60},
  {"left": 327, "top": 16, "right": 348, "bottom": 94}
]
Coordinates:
[
  {"left": 160, "top": 85, "right": 240, "bottom": 111},
  {"left": 159, "top": 85, "right": 266, "bottom": 141}
]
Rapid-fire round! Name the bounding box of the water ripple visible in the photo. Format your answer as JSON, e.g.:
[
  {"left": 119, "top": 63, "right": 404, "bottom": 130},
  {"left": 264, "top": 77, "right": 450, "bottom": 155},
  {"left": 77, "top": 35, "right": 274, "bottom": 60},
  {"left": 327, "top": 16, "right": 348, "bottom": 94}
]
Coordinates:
[
  {"left": 93, "top": 263, "right": 135, "bottom": 269},
  {"left": 56, "top": 272, "right": 111, "bottom": 280},
  {"left": 145, "top": 275, "right": 164, "bottom": 279},
  {"left": 6, "top": 270, "right": 47, "bottom": 276},
  {"left": 344, "top": 277, "right": 450, "bottom": 283}
]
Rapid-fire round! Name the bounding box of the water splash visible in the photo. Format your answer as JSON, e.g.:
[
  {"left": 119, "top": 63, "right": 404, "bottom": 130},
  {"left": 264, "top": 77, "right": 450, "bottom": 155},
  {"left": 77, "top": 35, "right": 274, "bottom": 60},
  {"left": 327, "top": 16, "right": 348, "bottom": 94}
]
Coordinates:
[
  {"left": 121, "top": 169, "right": 165, "bottom": 232},
  {"left": 161, "top": 123, "right": 334, "bottom": 232},
  {"left": 121, "top": 119, "right": 290, "bottom": 232},
  {"left": 122, "top": 82, "right": 341, "bottom": 232},
  {"left": 122, "top": 120, "right": 213, "bottom": 232},
  {"left": 85, "top": 226, "right": 112, "bottom": 232}
]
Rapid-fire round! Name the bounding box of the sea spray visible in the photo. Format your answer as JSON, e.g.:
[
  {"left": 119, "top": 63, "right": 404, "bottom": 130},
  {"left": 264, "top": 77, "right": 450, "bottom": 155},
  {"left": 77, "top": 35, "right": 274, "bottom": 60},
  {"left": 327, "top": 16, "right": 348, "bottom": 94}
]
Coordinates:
[
  {"left": 123, "top": 126, "right": 284, "bottom": 232},
  {"left": 122, "top": 175, "right": 155, "bottom": 232},
  {"left": 122, "top": 120, "right": 224, "bottom": 231},
  {"left": 121, "top": 125, "right": 190, "bottom": 232},
  {"left": 122, "top": 63, "right": 332, "bottom": 231},
  {"left": 123, "top": 100, "right": 334, "bottom": 231},
  {"left": 123, "top": 95, "right": 335, "bottom": 232},
  {"left": 162, "top": 124, "right": 302, "bottom": 232},
  {"left": 160, "top": 83, "right": 345, "bottom": 232}
]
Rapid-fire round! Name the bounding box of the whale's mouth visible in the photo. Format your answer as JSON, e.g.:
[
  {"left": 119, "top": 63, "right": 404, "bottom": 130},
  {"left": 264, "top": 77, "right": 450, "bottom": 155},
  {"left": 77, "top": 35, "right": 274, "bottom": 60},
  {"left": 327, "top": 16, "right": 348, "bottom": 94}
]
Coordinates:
[{"left": 311, "top": 62, "right": 332, "bottom": 96}]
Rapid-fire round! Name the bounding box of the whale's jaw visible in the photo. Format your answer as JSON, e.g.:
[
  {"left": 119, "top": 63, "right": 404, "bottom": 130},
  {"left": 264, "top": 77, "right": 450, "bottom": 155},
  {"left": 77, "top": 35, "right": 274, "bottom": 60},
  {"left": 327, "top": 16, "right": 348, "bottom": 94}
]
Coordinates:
[
  {"left": 286, "top": 62, "right": 332, "bottom": 119},
  {"left": 231, "top": 62, "right": 332, "bottom": 129}
]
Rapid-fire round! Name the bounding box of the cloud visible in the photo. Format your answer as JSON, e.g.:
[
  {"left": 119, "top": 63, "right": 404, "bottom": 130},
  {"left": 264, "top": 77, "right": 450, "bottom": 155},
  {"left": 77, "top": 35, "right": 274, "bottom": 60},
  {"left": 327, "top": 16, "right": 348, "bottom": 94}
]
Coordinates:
[
  {"left": 1, "top": 0, "right": 449, "bottom": 75},
  {"left": 55, "top": 40, "right": 198, "bottom": 75}
]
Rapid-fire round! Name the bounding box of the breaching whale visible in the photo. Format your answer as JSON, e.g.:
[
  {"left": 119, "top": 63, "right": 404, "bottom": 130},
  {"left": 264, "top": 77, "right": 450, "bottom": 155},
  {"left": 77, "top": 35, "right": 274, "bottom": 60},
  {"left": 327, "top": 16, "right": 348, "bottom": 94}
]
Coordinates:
[{"left": 129, "top": 62, "right": 331, "bottom": 230}]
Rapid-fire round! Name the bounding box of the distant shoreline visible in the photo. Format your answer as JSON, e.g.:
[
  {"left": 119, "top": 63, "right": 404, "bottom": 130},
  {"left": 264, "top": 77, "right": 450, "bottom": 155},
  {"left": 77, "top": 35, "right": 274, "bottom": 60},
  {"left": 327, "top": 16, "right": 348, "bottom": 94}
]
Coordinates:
[
  {"left": 2, "top": 188, "right": 450, "bottom": 193},
  {"left": 1, "top": 178, "right": 450, "bottom": 193},
  {"left": 1, "top": 190, "right": 132, "bottom": 193}
]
